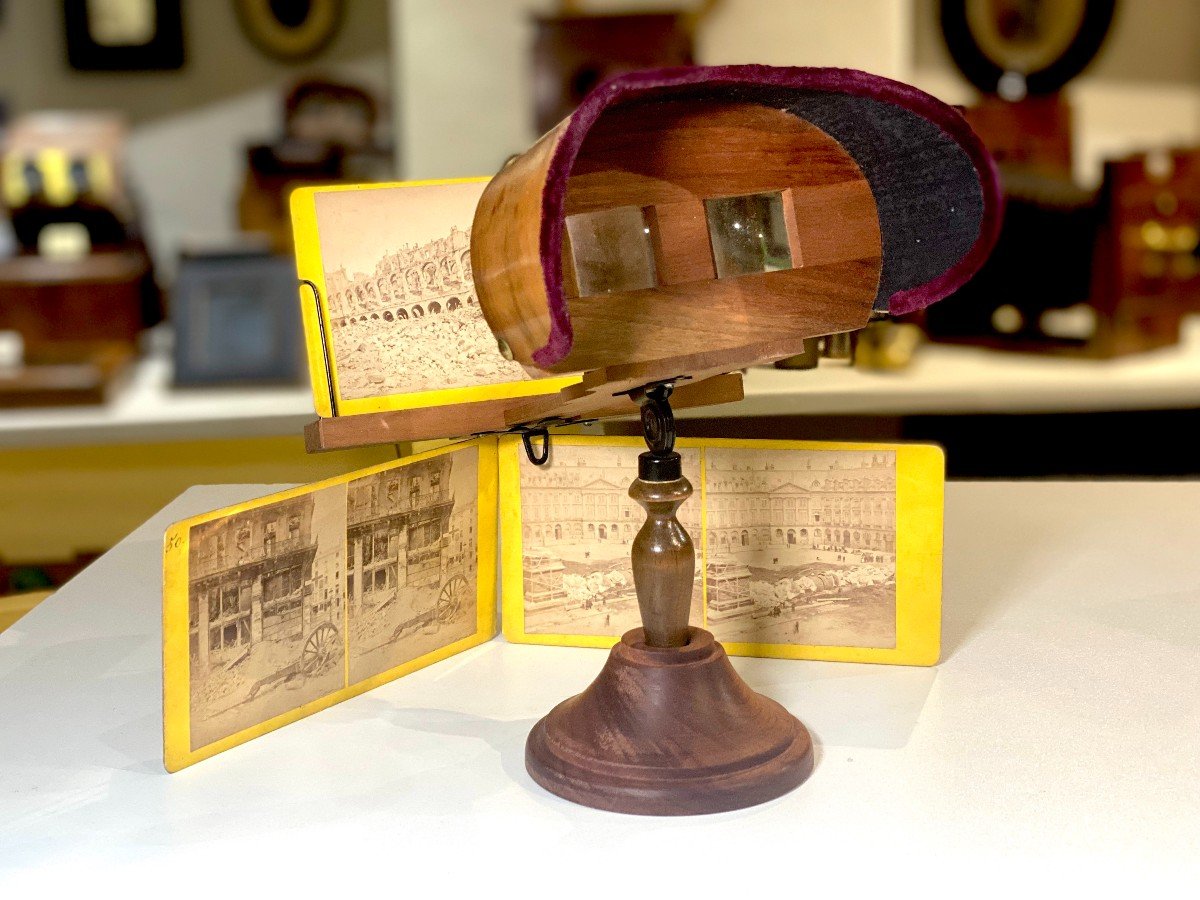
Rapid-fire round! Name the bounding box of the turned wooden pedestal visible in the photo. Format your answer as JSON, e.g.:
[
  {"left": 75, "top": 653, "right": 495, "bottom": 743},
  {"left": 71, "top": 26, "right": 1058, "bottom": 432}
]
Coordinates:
[
  {"left": 526, "top": 627, "right": 813, "bottom": 815},
  {"left": 525, "top": 384, "right": 814, "bottom": 815}
]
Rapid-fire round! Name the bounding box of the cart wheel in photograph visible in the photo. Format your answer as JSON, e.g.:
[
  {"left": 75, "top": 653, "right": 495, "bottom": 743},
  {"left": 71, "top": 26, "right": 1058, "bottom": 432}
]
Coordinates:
[
  {"left": 437, "top": 575, "right": 468, "bottom": 624},
  {"left": 299, "top": 623, "right": 340, "bottom": 676}
]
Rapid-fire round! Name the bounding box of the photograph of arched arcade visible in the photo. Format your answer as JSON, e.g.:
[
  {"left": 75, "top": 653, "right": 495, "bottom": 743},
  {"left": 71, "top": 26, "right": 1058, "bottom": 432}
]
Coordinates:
[
  {"left": 705, "top": 447, "right": 897, "bottom": 649},
  {"left": 313, "top": 180, "right": 531, "bottom": 400}
]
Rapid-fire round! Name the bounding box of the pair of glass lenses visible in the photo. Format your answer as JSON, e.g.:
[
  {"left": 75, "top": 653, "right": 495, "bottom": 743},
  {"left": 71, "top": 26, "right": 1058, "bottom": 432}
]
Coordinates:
[{"left": 566, "top": 191, "right": 793, "bottom": 297}]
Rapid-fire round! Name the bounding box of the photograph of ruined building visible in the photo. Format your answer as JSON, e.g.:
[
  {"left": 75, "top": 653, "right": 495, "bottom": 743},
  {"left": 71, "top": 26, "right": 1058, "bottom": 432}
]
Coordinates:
[
  {"left": 345, "top": 446, "right": 479, "bottom": 684},
  {"left": 314, "top": 181, "right": 532, "bottom": 400},
  {"left": 519, "top": 443, "right": 702, "bottom": 636},
  {"left": 704, "top": 447, "right": 897, "bottom": 649},
  {"left": 188, "top": 487, "right": 347, "bottom": 749}
]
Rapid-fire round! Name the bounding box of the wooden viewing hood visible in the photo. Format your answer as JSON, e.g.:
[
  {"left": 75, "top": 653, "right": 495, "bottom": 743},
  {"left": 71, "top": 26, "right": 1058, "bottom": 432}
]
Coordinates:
[{"left": 472, "top": 65, "right": 1002, "bottom": 381}]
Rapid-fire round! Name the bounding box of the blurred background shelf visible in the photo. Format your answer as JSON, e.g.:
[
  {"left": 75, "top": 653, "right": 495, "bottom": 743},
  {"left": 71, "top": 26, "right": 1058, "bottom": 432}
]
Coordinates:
[
  {"left": 711, "top": 316, "right": 1200, "bottom": 418},
  {"left": 0, "top": 340, "right": 317, "bottom": 449}
]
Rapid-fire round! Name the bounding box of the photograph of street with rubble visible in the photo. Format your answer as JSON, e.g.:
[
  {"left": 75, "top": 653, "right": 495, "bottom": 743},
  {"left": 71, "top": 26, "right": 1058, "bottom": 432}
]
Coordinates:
[
  {"left": 315, "top": 181, "right": 532, "bottom": 401},
  {"left": 519, "top": 443, "right": 703, "bottom": 636},
  {"left": 187, "top": 485, "right": 347, "bottom": 750},
  {"left": 346, "top": 446, "right": 479, "bottom": 684},
  {"left": 704, "top": 447, "right": 897, "bottom": 649}
]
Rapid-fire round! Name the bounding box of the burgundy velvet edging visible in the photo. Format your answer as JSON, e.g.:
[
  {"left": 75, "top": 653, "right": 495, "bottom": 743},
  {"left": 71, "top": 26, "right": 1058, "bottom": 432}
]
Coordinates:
[{"left": 531, "top": 64, "right": 1003, "bottom": 368}]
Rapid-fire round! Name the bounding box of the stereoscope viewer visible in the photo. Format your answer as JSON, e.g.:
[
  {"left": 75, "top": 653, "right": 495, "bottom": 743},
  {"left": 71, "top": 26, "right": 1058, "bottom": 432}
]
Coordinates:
[
  {"left": 448, "top": 65, "right": 997, "bottom": 814},
  {"left": 310, "top": 65, "right": 1000, "bottom": 814}
]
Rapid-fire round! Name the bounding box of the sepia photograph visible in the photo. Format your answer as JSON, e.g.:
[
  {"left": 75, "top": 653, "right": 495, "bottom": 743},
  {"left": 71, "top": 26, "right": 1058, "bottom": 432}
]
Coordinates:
[
  {"left": 345, "top": 446, "right": 480, "bottom": 684},
  {"left": 519, "top": 443, "right": 703, "bottom": 637},
  {"left": 314, "top": 181, "right": 532, "bottom": 401},
  {"left": 704, "top": 447, "right": 897, "bottom": 649},
  {"left": 188, "top": 486, "right": 347, "bottom": 750}
]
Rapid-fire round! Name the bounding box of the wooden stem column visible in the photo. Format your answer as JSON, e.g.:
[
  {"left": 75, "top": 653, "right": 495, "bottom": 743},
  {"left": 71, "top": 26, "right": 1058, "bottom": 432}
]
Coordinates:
[
  {"left": 525, "top": 383, "right": 815, "bottom": 815},
  {"left": 630, "top": 383, "right": 693, "bottom": 648}
]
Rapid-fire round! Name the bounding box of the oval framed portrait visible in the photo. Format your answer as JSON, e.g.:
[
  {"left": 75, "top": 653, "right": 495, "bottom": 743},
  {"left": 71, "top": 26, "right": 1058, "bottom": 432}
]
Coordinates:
[
  {"left": 234, "top": 0, "right": 346, "bottom": 62},
  {"left": 940, "top": 0, "right": 1117, "bottom": 95}
]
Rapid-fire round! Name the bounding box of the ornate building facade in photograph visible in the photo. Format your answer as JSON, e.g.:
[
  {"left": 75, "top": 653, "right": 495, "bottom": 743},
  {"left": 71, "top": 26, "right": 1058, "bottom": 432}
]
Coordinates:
[
  {"left": 345, "top": 447, "right": 479, "bottom": 683},
  {"left": 704, "top": 448, "right": 897, "bottom": 649},
  {"left": 519, "top": 443, "right": 702, "bottom": 636},
  {"left": 315, "top": 183, "right": 531, "bottom": 401},
  {"left": 187, "top": 487, "right": 346, "bottom": 749}
]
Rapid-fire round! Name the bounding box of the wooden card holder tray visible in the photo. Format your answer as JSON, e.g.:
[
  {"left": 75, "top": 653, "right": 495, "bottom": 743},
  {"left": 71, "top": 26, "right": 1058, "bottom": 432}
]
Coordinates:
[{"left": 303, "top": 368, "right": 744, "bottom": 452}]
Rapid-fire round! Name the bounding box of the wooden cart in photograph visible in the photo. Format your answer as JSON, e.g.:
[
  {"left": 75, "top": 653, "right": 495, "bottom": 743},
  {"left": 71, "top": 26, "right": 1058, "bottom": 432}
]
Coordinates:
[
  {"left": 298, "top": 610, "right": 341, "bottom": 676},
  {"left": 380, "top": 548, "right": 469, "bottom": 645}
]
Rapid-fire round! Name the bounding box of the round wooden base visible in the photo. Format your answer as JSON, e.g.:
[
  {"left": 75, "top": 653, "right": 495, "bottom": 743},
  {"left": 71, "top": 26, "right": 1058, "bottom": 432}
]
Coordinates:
[{"left": 526, "top": 628, "right": 814, "bottom": 815}]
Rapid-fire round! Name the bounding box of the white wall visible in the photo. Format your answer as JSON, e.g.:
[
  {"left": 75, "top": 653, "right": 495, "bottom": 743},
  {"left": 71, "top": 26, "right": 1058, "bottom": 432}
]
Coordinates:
[
  {"left": 126, "top": 55, "right": 391, "bottom": 280},
  {"left": 695, "top": 0, "right": 912, "bottom": 77},
  {"left": 391, "top": 0, "right": 550, "bottom": 180}
]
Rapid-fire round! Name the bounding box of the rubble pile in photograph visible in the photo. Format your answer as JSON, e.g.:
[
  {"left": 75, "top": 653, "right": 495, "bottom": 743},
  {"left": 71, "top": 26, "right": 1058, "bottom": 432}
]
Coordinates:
[
  {"left": 333, "top": 305, "right": 527, "bottom": 398},
  {"left": 345, "top": 447, "right": 479, "bottom": 683},
  {"left": 705, "top": 448, "right": 898, "bottom": 649}
]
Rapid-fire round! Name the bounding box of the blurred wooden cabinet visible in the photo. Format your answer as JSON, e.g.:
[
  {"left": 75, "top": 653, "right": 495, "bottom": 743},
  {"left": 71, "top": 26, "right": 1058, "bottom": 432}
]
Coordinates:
[{"left": 0, "top": 250, "right": 156, "bottom": 346}]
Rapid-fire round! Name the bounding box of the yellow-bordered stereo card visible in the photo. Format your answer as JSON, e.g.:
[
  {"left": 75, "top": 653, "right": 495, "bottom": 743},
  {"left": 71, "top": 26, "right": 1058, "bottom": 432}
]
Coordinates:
[
  {"left": 162, "top": 438, "right": 498, "bottom": 772},
  {"left": 290, "top": 178, "right": 578, "bottom": 418},
  {"left": 500, "top": 435, "right": 943, "bottom": 666}
]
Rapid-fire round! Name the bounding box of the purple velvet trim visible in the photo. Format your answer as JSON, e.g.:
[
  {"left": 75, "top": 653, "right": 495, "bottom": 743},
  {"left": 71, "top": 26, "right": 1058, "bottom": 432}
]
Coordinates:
[{"left": 532, "top": 64, "right": 1002, "bottom": 368}]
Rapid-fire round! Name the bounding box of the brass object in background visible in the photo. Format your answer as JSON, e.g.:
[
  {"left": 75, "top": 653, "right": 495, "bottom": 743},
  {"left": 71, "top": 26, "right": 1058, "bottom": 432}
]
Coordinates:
[
  {"left": 774, "top": 336, "right": 822, "bottom": 370},
  {"left": 822, "top": 330, "right": 856, "bottom": 362},
  {"left": 774, "top": 331, "right": 857, "bottom": 370},
  {"left": 856, "top": 320, "right": 923, "bottom": 371},
  {"left": 234, "top": 0, "right": 345, "bottom": 61}
]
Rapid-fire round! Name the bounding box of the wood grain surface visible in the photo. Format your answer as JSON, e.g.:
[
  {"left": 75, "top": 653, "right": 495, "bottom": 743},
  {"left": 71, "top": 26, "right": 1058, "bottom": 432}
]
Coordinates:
[
  {"left": 526, "top": 627, "right": 814, "bottom": 815},
  {"left": 303, "top": 371, "right": 744, "bottom": 452},
  {"left": 472, "top": 98, "right": 882, "bottom": 373}
]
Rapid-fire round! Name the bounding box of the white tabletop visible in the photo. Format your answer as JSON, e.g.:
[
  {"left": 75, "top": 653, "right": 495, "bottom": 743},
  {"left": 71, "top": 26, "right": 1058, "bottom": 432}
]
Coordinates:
[
  {"left": 1, "top": 482, "right": 1198, "bottom": 890},
  {"left": 5, "top": 318, "right": 1200, "bottom": 448}
]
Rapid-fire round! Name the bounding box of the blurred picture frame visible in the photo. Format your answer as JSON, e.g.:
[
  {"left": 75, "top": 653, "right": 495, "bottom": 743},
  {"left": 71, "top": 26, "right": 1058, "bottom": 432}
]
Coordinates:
[
  {"left": 171, "top": 252, "right": 304, "bottom": 387},
  {"left": 939, "top": 0, "right": 1116, "bottom": 96},
  {"left": 64, "top": 0, "right": 185, "bottom": 72}
]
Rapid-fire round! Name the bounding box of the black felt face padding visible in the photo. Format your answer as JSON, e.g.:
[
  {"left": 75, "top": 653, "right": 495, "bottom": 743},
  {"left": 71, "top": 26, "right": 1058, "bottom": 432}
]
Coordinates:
[{"left": 765, "top": 91, "right": 985, "bottom": 312}]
